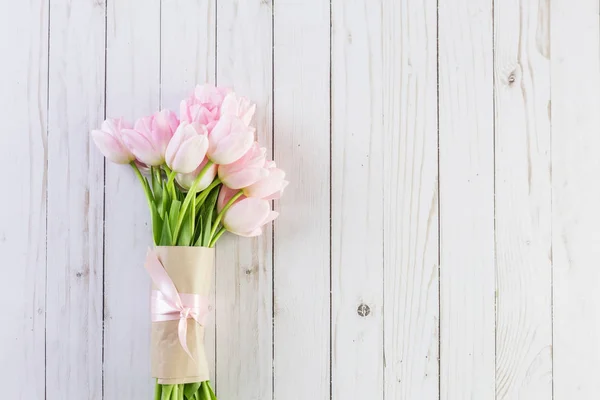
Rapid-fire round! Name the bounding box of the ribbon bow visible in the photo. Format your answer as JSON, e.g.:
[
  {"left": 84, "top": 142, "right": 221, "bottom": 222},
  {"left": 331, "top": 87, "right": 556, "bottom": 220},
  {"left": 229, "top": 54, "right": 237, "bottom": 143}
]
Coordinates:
[{"left": 145, "top": 250, "right": 210, "bottom": 361}]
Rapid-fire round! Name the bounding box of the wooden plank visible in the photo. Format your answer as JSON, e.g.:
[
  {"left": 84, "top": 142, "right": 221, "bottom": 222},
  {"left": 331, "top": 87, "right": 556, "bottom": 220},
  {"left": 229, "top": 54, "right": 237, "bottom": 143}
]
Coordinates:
[
  {"left": 0, "top": 0, "right": 48, "bottom": 398},
  {"left": 161, "top": 0, "right": 215, "bottom": 111},
  {"left": 380, "top": 0, "right": 440, "bottom": 398},
  {"left": 551, "top": 0, "right": 600, "bottom": 397},
  {"left": 493, "top": 0, "right": 553, "bottom": 398},
  {"left": 330, "top": 0, "right": 384, "bottom": 398},
  {"left": 438, "top": 0, "right": 495, "bottom": 398},
  {"left": 214, "top": 0, "right": 273, "bottom": 399},
  {"left": 103, "top": 0, "right": 160, "bottom": 398},
  {"left": 160, "top": 0, "right": 217, "bottom": 382},
  {"left": 273, "top": 0, "right": 330, "bottom": 398},
  {"left": 46, "top": 0, "right": 105, "bottom": 398}
]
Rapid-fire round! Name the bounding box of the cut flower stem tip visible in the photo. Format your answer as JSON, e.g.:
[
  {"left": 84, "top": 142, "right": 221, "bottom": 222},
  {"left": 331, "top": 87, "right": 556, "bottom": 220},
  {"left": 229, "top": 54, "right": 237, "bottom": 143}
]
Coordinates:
[{"left": 155, "top": 381, "right": 216, "bottom": 400}]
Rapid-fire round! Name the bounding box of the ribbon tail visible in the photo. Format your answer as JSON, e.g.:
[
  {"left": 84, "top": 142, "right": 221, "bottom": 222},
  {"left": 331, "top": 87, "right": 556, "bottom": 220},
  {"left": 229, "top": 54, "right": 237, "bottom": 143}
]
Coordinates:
[{"left": 178, "top": 317, "right": 196, "bottom": 363}]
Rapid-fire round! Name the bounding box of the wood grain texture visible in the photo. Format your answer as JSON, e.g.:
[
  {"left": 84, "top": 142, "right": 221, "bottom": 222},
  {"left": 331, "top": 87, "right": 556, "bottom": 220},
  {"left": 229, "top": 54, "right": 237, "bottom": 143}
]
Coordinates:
[
  {"left": 0, "top": 0, "right": 48, "bottom": 397},
  {"left": 330, "top": 0, "right": 384, "bottom": 398},
  {"left": 381, "top": 0, "right": 440, "bottom": 398},
  {"left": 494, "top": 0, "right": 552, "bottom": 398},
  {"left": 438, "top": 0, "right": 495, "bottom": 398},
  {"left": 160, "top": 0, "right": 217, "bottom": 382},
  {"left": 273, "top": 0, "right": 331, "bottom": 398},
  {"left": 551, "top": 0, "right": 600, "bottom": 397},
  {"left": 215, "top": 0, "right": 273, "bottom": 398},
  {"left": 46, "top": 0, "right": 105, "bottom": 398},
  {"left": 103, "top": 0, "right": 160, "bottom": 398}
]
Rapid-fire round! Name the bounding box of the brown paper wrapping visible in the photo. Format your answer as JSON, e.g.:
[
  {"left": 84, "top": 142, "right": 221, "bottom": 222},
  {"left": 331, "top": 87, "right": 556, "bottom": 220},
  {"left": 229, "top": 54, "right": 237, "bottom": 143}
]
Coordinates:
[{"left": 151, "top": 246, "right": 214, "bottom": 384}]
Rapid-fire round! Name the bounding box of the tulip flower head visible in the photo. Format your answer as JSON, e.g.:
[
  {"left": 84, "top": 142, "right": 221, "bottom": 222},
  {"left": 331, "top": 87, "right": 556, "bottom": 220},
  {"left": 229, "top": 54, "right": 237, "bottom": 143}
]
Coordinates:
[
  {"left": 180, "top": 84, "right": 231, "bottom": 128},
  {"left": 243, "top": 160, "right": 289, "bottom": 200},
  {"left": 218, "top": 143, "right": 268, "bottom": 189},
  {"left": 165, "top": 121, "right": 209, "bottom": 174},
  {"left": 222, "top": 197, "right": 278, "bottom": 237},
  {"left": 91, "top": 118, "right": 136, "bottom": 164},
  {"left": 207, "top": 115, "right": 255, "bottom": 165},
  {"left": 121, "top": 109, "right": 178, "bottom": 166},
  {"left": 176, "top": 157, "right": 218, "bottom": 193},
  {"left": 220, "top": 92, "right": 256, "bottom": 126}
]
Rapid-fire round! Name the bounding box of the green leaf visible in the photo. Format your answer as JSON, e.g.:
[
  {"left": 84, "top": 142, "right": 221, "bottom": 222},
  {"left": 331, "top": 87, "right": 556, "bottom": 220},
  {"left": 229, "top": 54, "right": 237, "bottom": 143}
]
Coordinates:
[
  {"left": 169, "top": 200, "right": 181, "bottom": 235},
  {"left": 208, "top": 382, "right": 217, "bottom": 400},
  {"left": 184, "top": 383, "right": 201, "bottom": 398},
  {"left": 194, "top": 215, "right": 204, "bottom": 246},
  {"left": 201, "top": 185, "right": 221, "bottom": 247},
  {"left": 202, "top": 205, "right": 212, "bottom": 247},
  {"left": 160, "top": 179, "right": 170, "bottom": 218},
  {"left": 160, "top": 210, "right": 173, "bottom": 246},
  {"left": 177, "top": 205, "right": 193, "bottom": 246},
  {"left": 150, "top": 201, "right": 162, "bottom": 246},
  {"left": 160, "top": 384, "right": 173, "bottom": 400},
  {"left": 152, "top": 167, "right": 163, "bottom": 214}
]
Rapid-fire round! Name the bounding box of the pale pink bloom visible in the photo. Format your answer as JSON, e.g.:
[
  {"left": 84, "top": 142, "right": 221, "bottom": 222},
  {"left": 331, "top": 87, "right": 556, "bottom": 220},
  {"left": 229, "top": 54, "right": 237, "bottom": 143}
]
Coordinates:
[
  {"left": 91, "top": 118, "right": 135, "bottom": 164},
  {"left": 217, "top": 185, "right": 240, "bottom": 213},
  {"left": 207, "top": 116, "right": 255, "bottom": 165},
  {"left": 135, "top": 160, "right": 151, "bottom": 175},
  {"left": 176, "top": 157, "right": 218, "bottom": 193},
  {"left": 180, "top": 84, "right": 231, "bottom": 127},
  {"left": 218, "top": 143, "right": 268, "bottom": 189},
  {"left": 243, "top": 160, "right": 288, "bottom": 199},
  {"left": 165, "top": 122, "right": 209, "bottom": 174},
  {"left": 220, "top": 92, "right": 256, "bottom": 126},
  {"left": 222, "top": 197, "right": 278, "bottom": 237},
  {"left": 121, "top": 110, "right": 178, "bottom": 166}
]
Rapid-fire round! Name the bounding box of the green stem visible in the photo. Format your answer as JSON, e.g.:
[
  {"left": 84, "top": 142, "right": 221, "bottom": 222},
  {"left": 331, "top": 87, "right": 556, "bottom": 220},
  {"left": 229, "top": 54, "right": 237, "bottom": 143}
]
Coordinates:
[
  {"left": 209, "top": 227, "right": 226, "bottom": 247},
  {"left": 161, "top": 385, "right": 173, "bottom": 400},
  {"left": 173, "top": 161, "right": 214, "bottom": 242},
  {"left": 209, "top": 190, "right": 243, "bottom": 239},
  {"left": 163, "top": 166, "right": 177, "bottom": 199},
  {"left": 130, "top": 162, "right": 154, "bottom": 212},
  {"left": 202, "top": 382, "right": 212, "bottom": 400},
  {"left": 154, "top": 381, "right": 161, "bottom": 400},
  {"left": 194, "top": 178, "right": 221, "bottom": 209}
]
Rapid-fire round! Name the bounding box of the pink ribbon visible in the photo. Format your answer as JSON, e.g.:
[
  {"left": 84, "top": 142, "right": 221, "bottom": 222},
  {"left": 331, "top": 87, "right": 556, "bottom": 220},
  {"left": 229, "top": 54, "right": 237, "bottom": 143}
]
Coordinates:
[{"left": 145, "top": 250, "right": 210, "bottom": 361}]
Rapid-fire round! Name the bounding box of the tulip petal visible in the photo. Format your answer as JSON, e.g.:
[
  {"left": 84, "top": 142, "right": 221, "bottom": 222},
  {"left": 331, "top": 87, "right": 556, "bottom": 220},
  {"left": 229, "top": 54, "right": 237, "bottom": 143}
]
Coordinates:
[
  {"left": 122, "top": 128, "right": 163, "bottom": 166},
  {"left": 223, "top": 198, "right": 270, "bottom": 236},
  {"left": 210, "top": 127, "right": 254, "bottom": 164},
  {"left": 91, "top": 129, "right": 134, "bottom": 164},
  {"left": 170, "top": 134, "right": 208, "bottom": 174}
]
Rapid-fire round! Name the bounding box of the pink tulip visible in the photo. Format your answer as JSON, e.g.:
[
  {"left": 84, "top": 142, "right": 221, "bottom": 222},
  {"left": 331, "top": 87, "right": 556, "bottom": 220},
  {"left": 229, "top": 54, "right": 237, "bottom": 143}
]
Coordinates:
[
  {"left": 218, "top": 143, "right": 268, "bottom": 189},
  {"left": 180, "top": 84, "right": 231, "bottom": 127},
  {"left": 217, "top": 185, "right": 240, "bottom": 213},
  {"left": 220, "top": 92, "right": 256, "bottom": 126},
  {"left": 222, "top": 197, "right": 278, "bottom": 237},
  {"left": 207, "top": 116, "right": 255, "bottom": 165},
  {"left": 243, "top": 161, "right": 289, "bottom": 199},
  {"left": 165, "top": 121, "right": 209, "bottom": 173},
  {"left": 91, "top": 118, "right": 135, "bottom": 164},
  {"left": 121, "top": 110, "right": 178, "bottom": 166},
  {"left": 176, "top": 157, "right": 217, "bottom": 192}
]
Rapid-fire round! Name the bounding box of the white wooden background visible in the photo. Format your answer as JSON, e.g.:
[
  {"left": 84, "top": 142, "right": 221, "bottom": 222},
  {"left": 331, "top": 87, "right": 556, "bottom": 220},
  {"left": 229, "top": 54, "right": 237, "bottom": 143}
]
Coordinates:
[{"left": 1, "top": 0, "right": 599, "bottom": 399}]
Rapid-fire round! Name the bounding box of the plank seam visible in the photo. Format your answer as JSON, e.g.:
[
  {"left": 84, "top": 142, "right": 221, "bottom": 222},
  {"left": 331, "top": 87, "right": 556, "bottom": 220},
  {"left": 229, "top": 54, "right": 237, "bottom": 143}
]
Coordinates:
[
  {"left": 214, "top": 0, "right": 219, "bottom": 389},
  {"left": 271, "top": 0, "right": 276, "bottom": 398},
  {"left": 100, "top": 1, "right": 108, "bottom": 399},
  {"left": 101, "top": 0, "right": 108, "bottom": 398},
  {"left": 328, "top": 0, "right": 333, "bottom": 399},
  {"left": 492, "top": 0, "right": 498, "bottom": 397},
  {"left": 436, "top": 0, "right": 441, "bottom": 398},
  {"left": 45, "top": 1, "right": 51, "bottom": 399}
]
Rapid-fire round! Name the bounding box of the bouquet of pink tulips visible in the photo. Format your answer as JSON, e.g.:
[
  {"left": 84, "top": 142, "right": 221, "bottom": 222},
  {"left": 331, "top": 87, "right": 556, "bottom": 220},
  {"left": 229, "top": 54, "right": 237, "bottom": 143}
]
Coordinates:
[{"left": 92, "top": 84, "right": 287, "bottom": 400}]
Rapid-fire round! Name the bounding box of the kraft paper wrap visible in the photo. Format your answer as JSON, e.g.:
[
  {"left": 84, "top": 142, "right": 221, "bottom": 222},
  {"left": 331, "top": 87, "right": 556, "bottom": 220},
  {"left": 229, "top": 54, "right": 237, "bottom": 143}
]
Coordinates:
[{"left": 151, "top": 246, "right": 214, "bottom": 384}]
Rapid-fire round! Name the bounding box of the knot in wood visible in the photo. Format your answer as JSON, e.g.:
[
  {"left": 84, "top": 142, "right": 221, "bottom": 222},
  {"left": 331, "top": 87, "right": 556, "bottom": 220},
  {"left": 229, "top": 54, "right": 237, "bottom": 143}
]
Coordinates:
[{"left": 357, "top": 303, "right": 370, "bottom": 317}]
